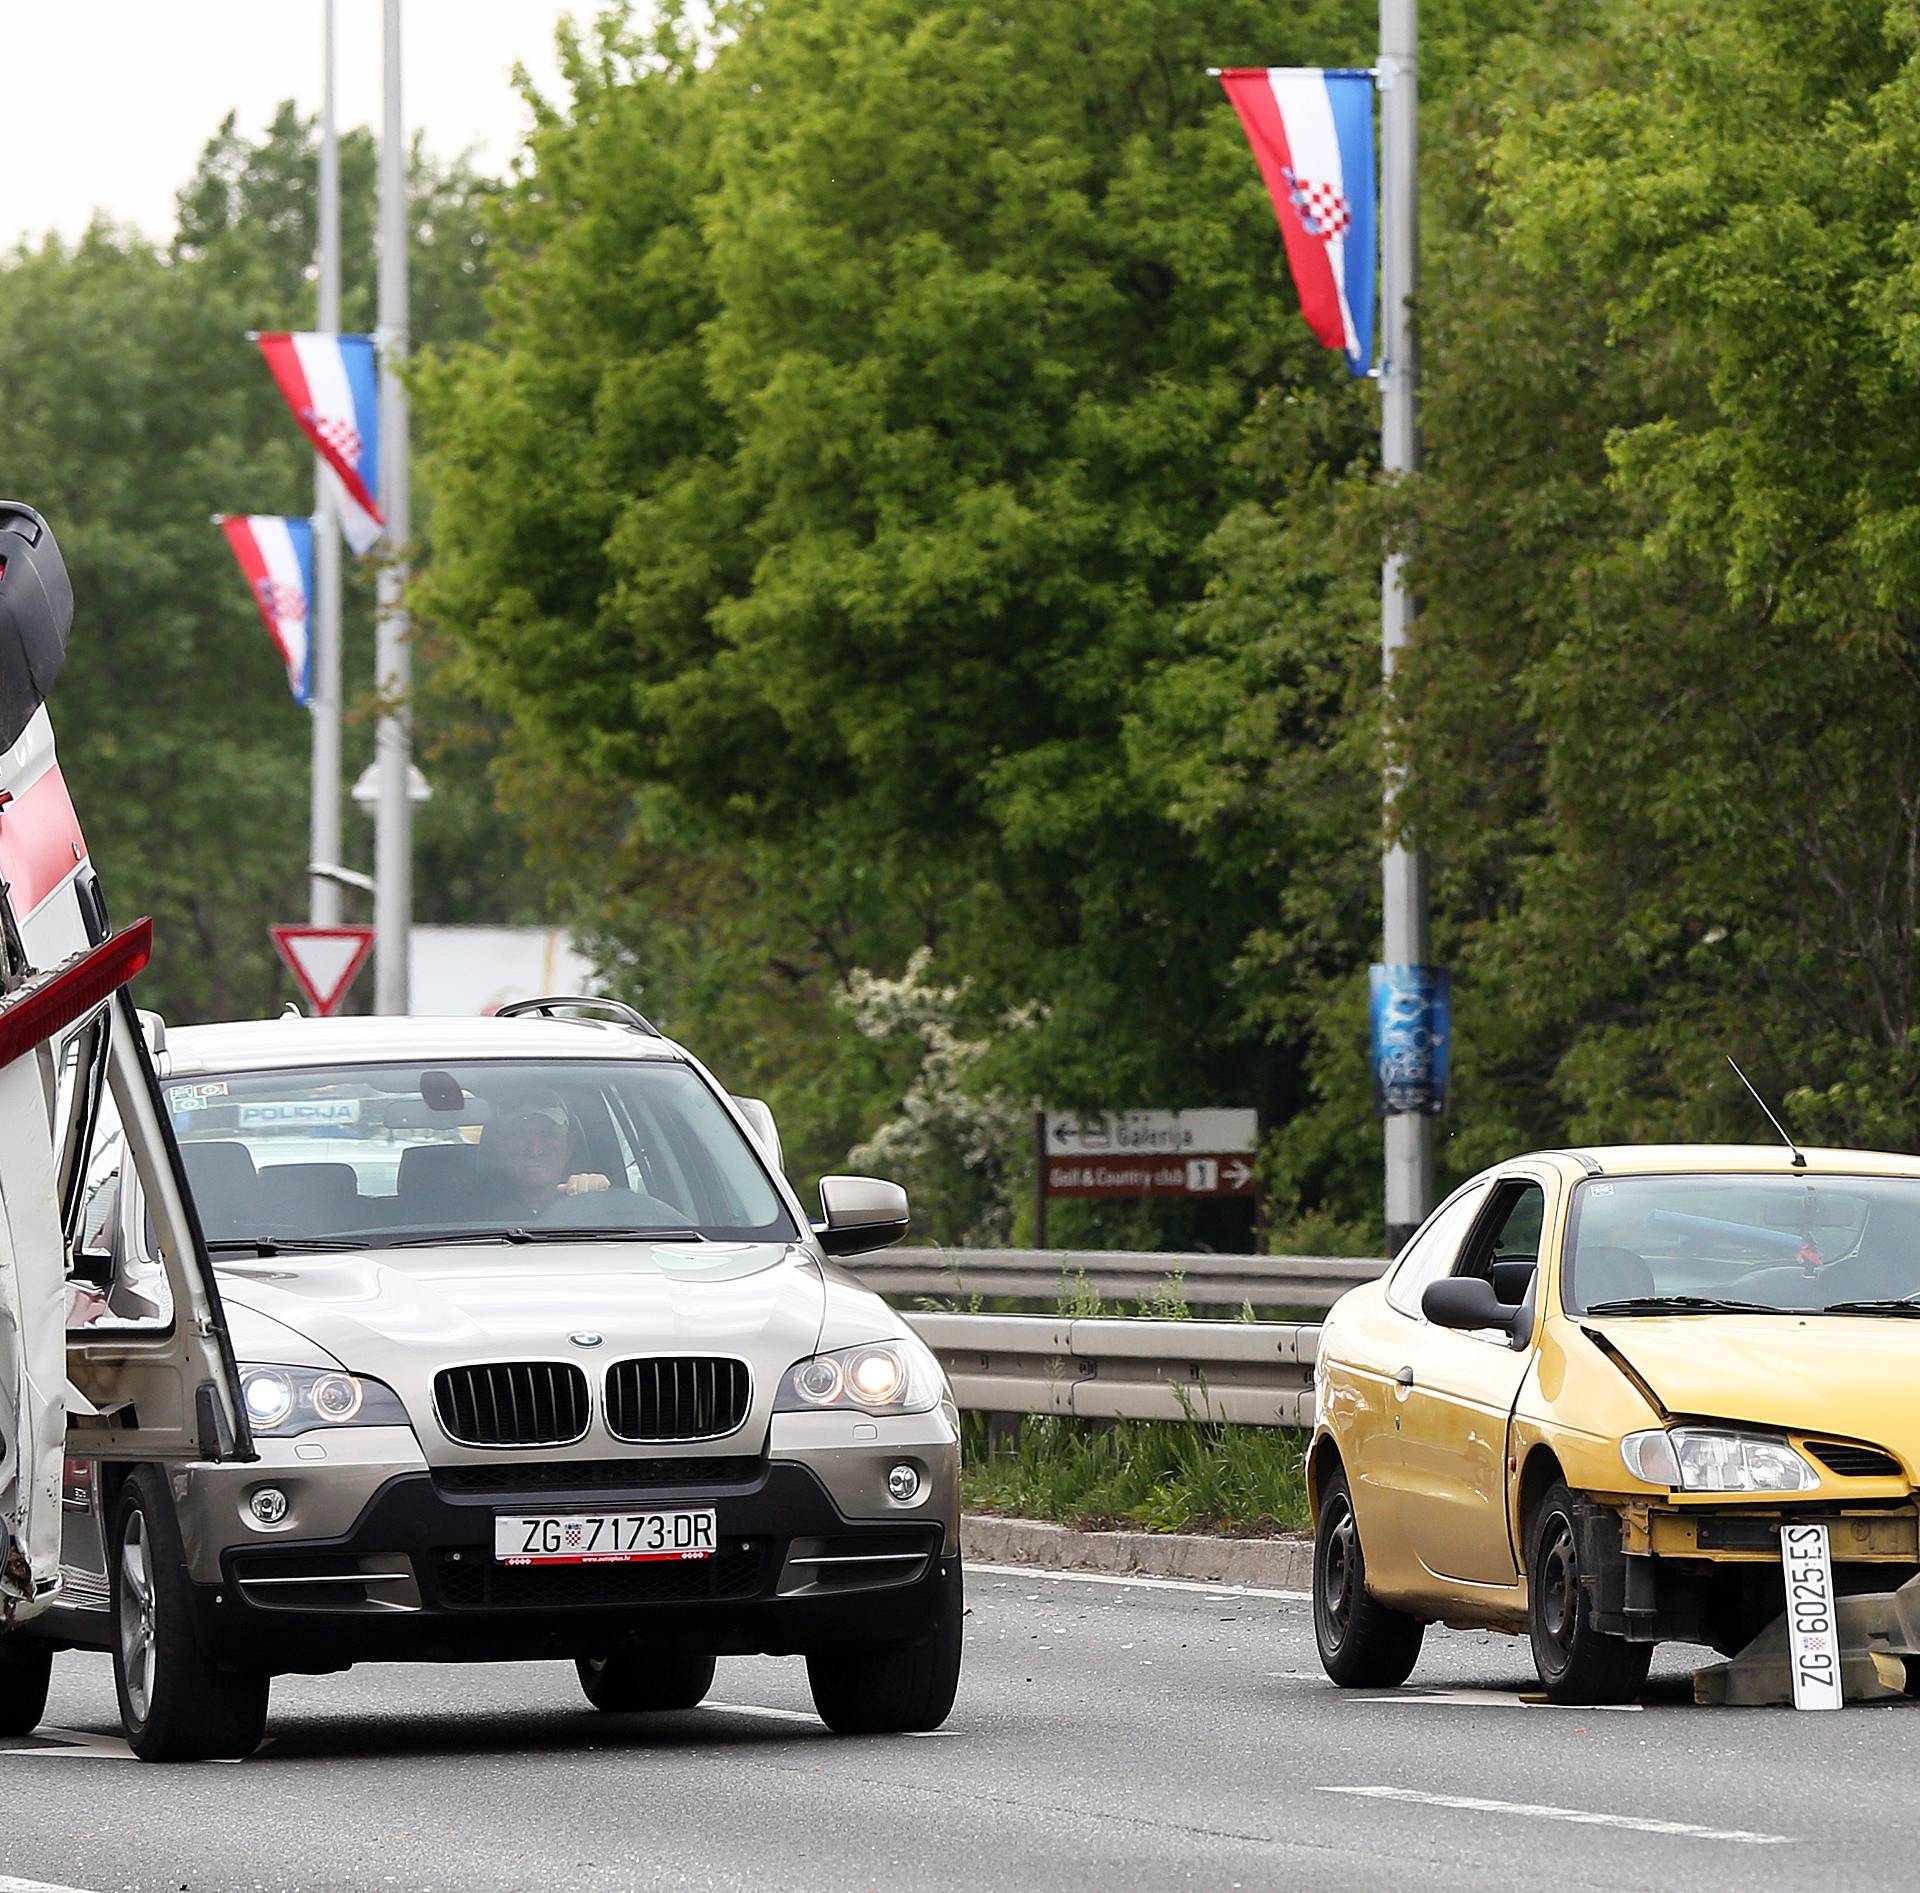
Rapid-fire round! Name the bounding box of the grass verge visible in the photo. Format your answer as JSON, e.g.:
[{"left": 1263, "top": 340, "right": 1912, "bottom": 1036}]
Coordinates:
[{"left": 959, "top": 1413, "right": 1312, "bottom": 1536}]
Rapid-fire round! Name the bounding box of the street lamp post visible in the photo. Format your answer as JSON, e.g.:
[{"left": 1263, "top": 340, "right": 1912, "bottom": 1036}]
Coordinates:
[
  {"left": 1378, "top": 0, "right": 1432, "bottom": 1254},
  {"left": 373, "top": 0, "right": 414, "bottom": 1013}
]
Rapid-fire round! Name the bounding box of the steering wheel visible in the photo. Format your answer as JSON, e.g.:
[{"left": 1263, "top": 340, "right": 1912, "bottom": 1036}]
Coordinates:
[{"left": 527, "top": 1185, "right": 695, "bottom": 1232}]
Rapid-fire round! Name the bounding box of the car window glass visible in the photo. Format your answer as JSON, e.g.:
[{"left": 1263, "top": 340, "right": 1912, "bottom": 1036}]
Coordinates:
[
  {"left": 1385, "top": 1181, "right": 1493, "bottom": 1316},
  {"left": 68, "top": 1090, "right": 174, "bottom": 1332},
  {"left": 1564, "top": 1172, "right": 1920, "bottom": 1313},
  {"left": 162, "top": 1057, "right": 797, "bottom": 1249}
]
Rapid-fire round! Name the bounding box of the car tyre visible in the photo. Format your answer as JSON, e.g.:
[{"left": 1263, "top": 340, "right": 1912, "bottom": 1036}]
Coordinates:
[
  {"left": 576, "top": 1648, "right": 715, "bottom": 1712},
  {"left": 0, "top": 1637, "right": 52, "bottom": 1736},
  {"left": 805, "top": 1561, "right": 962, "bottom": 1734},
  {"left": 110, "top": 1467, "right": 270, "bottom": 1762},
  {"left": 1313, "top": 1465, "right": 1424, "bottom": 1688},
  {"left": 1527, "top": 1481, "right": 1653, "bottom": 1705}
]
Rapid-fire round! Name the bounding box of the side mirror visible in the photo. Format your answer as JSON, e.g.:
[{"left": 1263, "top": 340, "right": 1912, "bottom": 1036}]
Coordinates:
[
  {"left": 732, "top": 1096, "right": 783, "bottom": 1174},
  {"left": 815, "top": 1175, "right": 909, "bottom": 1257},
  {"left": 1422, "top": 1276, "right": 1515, "bottom": 1335}
]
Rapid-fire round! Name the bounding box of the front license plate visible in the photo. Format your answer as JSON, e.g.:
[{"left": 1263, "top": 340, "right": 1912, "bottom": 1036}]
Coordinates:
[
  {"left": 1780, "top": 1522, "right": 1843, "bottom": 1711},
  {"left": 494, "top": 1508, "right": 717, "bottom": 1566}
]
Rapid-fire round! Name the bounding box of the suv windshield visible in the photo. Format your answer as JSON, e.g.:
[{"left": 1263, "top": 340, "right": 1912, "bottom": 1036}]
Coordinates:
[
  {"left": 1565, "top": 1173, "right": 1920, "bottom": 1314},
  {"left": 164, "top": 1059, "right": 797, "bottom": 1248}
]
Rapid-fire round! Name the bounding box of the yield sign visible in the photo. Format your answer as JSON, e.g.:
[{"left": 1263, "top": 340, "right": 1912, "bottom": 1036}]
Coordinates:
[{"left": 269, "top": 925, "right": 374, "bottom": 1017}]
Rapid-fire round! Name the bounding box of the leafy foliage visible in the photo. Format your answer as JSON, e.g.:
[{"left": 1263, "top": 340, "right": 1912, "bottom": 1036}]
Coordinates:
[{"left": 0, "top": 107, "right": 525, "bottom": 1021}]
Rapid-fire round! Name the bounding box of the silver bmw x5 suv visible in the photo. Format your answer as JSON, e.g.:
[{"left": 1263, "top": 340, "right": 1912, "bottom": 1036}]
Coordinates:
[{"left": 35, "top": 999, "right": 961, "bottom": 1760}]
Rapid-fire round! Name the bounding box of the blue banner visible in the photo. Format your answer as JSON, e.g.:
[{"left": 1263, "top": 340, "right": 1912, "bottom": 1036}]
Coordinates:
[{"left": 1369, "top": 964, "right": 1451, "bottom": 1117}]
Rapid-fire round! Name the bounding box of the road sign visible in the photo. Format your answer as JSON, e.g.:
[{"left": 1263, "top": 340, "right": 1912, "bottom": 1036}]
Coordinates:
[
  {"left": 270, "top": 924, "right": 374, "bottom": 1017},
  {"left": 1042, "top": 1110, "right": 1258, "bottom": 1199}
]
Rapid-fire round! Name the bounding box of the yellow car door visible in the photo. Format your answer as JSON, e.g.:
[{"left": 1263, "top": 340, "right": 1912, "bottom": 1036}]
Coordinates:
[{"left": 1391, "top": 1176, "right": 1551, "bottom": 1588}]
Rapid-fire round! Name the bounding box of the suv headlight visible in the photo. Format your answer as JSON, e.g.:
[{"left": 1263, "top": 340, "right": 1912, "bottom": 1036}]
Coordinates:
[
  {"left": 775, "top": 1337, "right": 946, "bottom": 1416},
  {"left": 239, "top": 1364, "right": 410, "bottom": 1437},
  {"left": 1621, "top": 1427, "right": 1819, "bottom": 1492}
]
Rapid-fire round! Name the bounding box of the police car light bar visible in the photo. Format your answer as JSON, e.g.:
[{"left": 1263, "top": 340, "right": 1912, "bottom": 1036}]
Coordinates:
[{"left": 0, "top": 918, "right": 153, "bottom": 1070}]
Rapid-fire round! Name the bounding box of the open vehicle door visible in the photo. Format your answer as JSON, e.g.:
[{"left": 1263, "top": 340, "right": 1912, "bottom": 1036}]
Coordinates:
[{"left": 0, "top": 925, "right": 252, "bottom": 1620}]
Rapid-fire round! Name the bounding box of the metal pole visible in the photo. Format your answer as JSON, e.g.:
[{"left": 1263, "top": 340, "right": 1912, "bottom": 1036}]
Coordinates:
[
  {"left": 308, "top": 0, "right": 343, "bottom": 930},
  {"left": 374, "top": 0, "right": 413, "bottom": 1011},
  {"left": 1379, "top": 0, "right": 1431, "bottom": 1252}
]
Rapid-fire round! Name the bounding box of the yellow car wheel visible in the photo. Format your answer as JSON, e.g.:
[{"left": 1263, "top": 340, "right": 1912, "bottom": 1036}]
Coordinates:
[
  {"left": 1526, "top": 1483, "right": 1653, "bottom": 1705},
  {"left": 1313, "top": 1466, "right": 1424, "bottom": 1688}
]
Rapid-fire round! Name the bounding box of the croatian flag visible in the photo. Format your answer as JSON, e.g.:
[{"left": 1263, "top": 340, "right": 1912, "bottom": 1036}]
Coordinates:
[
  {"left": 219, "top": 515, "right": 316, "bottom": 705},
  {"left": 1219, "top": 68, "right": 1377, "bottom": 377},
  {"left": 255, "top": 332, "right": 383, "bottom": 553}
]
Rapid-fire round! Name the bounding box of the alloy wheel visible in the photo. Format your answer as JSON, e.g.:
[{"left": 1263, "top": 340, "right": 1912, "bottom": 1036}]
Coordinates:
[{"left": 117, "top": 1508, "right": 158, "bottom": 1724}]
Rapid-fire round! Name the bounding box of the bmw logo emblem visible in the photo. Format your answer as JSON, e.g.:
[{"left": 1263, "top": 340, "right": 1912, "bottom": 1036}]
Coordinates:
[{"left": 568, "top": 1331, "right": 604, "bottom": 1348}]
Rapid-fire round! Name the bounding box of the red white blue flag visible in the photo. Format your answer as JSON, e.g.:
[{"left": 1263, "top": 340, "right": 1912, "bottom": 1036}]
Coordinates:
[
  {"left": 1219, "top": 68, "right": 1377, "bottom": 376},
  {"left": 219, "top": 515, "right": 315, "bottom": 705},
  {"left": 255, "top": 332, "right": 383, "bottom": 553}
]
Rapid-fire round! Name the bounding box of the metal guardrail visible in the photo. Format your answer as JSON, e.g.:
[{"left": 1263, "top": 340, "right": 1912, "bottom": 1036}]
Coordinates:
[
  {"left": 908, "top": 1311, "right": 1319, "bottom": 1428},
  {"left": 845, "top": 1247, "right": 1388, "bottom": 1312}
]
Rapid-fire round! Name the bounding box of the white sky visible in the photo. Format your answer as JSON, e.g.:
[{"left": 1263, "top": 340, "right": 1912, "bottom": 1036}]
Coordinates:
[{"left": 1, "top": 2, "right": 589, "bottom": 251}]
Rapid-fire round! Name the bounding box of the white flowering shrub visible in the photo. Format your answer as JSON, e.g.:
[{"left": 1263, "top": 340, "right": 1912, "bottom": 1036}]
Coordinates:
[{"left": 842, "top": 948, "right": 1030, "bottom": 1246}]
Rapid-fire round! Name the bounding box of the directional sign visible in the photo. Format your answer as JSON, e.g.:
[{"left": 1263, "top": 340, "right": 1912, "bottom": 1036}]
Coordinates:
[
  {"left": 269, "top": 924, "right": 374, "bottom": 1018},
  {"left": 1043, "top": 1110, "right": 1258, "bottom": 1199}
]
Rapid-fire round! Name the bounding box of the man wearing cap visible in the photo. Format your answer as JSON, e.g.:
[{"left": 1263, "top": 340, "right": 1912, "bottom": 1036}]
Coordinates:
[{"left": 480, "top": 1088, "right": 611, "bottom": 1218}]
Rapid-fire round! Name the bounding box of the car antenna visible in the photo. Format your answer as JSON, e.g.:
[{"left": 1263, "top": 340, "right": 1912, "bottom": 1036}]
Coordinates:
[{"left": 1725, "top": 1055, "right": 1806, "bottom": 1168}]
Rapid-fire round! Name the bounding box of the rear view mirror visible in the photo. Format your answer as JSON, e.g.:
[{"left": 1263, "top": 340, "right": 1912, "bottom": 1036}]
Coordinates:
[
  {"left": 0, "top": 502, "right": 73, "bottom": 751},
  {"left": 816, "top": 1175, "right": 910, "bottom": 1257},
  {"left": 1422, "top": 1276, "right": 1515, "bottom": 1335}
]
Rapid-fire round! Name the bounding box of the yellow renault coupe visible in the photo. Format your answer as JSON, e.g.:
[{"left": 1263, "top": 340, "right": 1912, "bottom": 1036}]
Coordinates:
[{"left": 1309, "top": 1145, "right": 1920, "bottom": 1702}]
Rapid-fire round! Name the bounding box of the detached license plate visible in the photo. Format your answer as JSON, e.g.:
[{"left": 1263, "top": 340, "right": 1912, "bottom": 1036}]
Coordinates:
[
  {"left": 1780, "top": 1521, "right": 1843, "bottom": 1711},
  {"left": 494, "top": 1508, "right": 717, "bottom": 1566}
]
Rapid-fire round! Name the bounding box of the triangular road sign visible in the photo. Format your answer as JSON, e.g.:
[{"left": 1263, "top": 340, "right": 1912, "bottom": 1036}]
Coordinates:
[{"left": 269, "top": 924, "right": 375, "bottom": 1018}]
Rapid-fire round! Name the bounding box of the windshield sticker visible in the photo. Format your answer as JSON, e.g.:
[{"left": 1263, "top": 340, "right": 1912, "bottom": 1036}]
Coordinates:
[
  {"left": 236, "top": 1099, "right": 362, "bottom": 1129},
  {"left": 168, "top": 1081, "right": 228, "bottom": 1109},
  {"left": 1588, "top": 1182, "right": 1613, "bottom": 1197}
]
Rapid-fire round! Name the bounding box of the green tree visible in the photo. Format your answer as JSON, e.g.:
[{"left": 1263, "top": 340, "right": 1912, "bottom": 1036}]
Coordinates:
[{"left": 0, "top": 105, "right": 520, "bottom": 1023}]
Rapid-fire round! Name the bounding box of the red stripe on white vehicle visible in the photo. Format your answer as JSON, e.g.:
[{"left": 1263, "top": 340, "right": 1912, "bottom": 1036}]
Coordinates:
[{"left": 0, "top": 762, "right": 86, "bottom": 917}]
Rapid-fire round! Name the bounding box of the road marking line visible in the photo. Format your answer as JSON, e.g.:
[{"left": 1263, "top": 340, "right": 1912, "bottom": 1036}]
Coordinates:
[
  {"left": 704, "top": 1702, "right": 820, "bottom": 1725},
  {"left": 969, "top": 1562, "right": 1310, "bottom": 1602},
  {"left": 1316, "top": 1786, "right": 1790, "bottom": 1844},
  {"left": 0, "top": 1874, "right": 110, "bottom": 1892}
]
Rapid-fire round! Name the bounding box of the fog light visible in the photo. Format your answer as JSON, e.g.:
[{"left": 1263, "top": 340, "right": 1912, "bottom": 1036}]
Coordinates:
[
  {"left": 249, "top": 1487, "right": 289, "bottom": 1525},
  {"left": 887, "top": 1463, "right": 920, "bottom": 1503}
]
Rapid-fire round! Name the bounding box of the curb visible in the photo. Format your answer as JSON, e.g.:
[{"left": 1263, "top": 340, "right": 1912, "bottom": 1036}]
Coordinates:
[{"left": 961, "top": 1512, "right": 1313, "bottom": 1591}]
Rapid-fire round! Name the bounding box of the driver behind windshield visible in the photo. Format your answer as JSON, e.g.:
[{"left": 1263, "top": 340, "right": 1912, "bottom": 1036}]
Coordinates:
[{"left": 479, "top": 1089, "right": 610, "bottom": 1216}]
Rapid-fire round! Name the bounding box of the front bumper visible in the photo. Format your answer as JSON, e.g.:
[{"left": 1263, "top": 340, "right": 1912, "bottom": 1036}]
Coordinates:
[{"left": 189, "top": 1458, "right": 957, "bottom": 1669}]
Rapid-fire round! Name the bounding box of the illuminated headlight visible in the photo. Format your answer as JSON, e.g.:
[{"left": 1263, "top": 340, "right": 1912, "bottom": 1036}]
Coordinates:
[
  {"left": 776, "top": 1337, "right": 946, "bottom": 1416},
  {"left": 238, "top": 1364, "right": 409, "bottom": 1437},
  {"left": 1621, "top": 1427, "right": 1819, "bottom": 1492}
]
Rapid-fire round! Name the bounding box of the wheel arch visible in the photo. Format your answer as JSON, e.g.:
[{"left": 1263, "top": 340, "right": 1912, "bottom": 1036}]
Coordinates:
[
  {"left": 1514, "top": 1445, "right": 1565, "bottom": 1573},
  {"left": 1306, "top": 1431, "right": 1344, "bottom": 1519}
]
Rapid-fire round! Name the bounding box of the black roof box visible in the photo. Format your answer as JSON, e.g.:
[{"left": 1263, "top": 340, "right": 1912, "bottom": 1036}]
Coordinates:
[{"left": 0, "top": 503, "right": 71, "bottom": 752}]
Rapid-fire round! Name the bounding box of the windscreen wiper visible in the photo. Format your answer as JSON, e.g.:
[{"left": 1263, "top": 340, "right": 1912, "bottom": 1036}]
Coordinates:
[
  {"left": 205, "top": 1236, "right": 364, "bottom": 1256},
  {"left": 1821, "top": 1297, "right": 1920, "bottom": 1317},
  {"left": 502, "top": 1226, "right": 706, "bottom": 1244},
  {"left": 1582, "top": 1294, "right": 1792, "bottom": 1315}
]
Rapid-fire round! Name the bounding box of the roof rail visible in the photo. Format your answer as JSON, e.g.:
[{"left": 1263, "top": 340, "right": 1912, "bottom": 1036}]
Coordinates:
[{"left": 495, "top": 994, "right": 660, "bottom": 1038}]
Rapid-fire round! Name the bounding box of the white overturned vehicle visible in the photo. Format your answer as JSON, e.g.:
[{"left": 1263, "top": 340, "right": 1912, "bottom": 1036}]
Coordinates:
[{"left": 0, "top": 505, "right": 961, "bottom": 1760}]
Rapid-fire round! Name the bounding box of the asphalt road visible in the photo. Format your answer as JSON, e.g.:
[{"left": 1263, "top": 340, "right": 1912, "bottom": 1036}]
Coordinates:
[{"left": 0, "top": 1563, "right": 1911, "bottom": 1892}]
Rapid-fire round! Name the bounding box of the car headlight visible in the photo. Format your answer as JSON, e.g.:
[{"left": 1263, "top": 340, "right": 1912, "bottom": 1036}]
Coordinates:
[
  {"left": 775, "top": 1337, "right": 946, "bottom": 1416},
  {"left": 239, "top": 1364, "right": 410, "bottom": 1437},
  {"left": 1620, "top": 1427, "right": 1820, "bottom": 1492}
]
